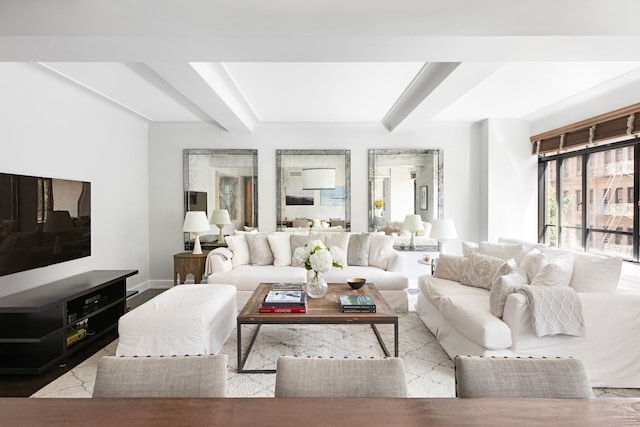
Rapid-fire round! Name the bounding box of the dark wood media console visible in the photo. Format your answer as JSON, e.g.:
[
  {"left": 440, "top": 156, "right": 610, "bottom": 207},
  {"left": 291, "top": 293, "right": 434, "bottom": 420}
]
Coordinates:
[{"left": 0, "top": 270, "right": 138, "bottom": 374}]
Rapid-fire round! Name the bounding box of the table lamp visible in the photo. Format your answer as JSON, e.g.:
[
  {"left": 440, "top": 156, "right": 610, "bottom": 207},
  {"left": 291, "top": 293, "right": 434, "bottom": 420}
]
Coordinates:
[
  {"left": 183, "top": 211, "right": 210, "bottom": 254},
  {"left": 44, "top": 210, "right": 73, "bottom": 254},
  {"left": 210, "top": 209, "right": 231, "bottom": 244},
  {"left": 403, "top": 214, "right": 424, "bottom": 250},
  {"left": 430, "top": 218, "right": 458, "bottom": 254}
]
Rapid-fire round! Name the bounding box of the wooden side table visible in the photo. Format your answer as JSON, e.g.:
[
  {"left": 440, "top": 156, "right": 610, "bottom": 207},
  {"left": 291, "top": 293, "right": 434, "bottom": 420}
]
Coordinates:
[{"left": 173, "top": 251, "right": 209, "bottom": 285}]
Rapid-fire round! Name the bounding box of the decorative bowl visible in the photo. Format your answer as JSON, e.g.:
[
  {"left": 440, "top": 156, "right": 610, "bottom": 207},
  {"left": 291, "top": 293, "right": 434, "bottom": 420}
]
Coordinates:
[{"left": 347, "top": 278, "right": 366, "bottom": 289}]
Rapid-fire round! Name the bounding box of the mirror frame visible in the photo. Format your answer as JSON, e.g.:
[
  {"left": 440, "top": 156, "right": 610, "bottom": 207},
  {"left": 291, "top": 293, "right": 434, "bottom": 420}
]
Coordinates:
[
  {"left": 368, "top": 148, "right": 444, "bottom": 234},
  {"left": 276, "top": 149, "right": 351, "bottom": 231},
  {"left": 183, "top": 148, "right": 258, "bottom": 250}
]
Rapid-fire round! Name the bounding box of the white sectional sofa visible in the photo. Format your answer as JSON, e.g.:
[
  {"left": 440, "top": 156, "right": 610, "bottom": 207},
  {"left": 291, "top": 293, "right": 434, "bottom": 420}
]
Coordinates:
[
  {"left": 415, "top": 238, "right": 640, "bottom": 387},
  {"left": 205, "top": 230, "right": 409, "bottom": 312}
]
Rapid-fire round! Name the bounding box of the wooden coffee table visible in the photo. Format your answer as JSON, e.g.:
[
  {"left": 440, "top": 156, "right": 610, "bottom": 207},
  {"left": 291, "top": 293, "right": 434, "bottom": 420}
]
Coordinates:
[{"left": 236, "top": 282, "right": 399, "bottom": 373}]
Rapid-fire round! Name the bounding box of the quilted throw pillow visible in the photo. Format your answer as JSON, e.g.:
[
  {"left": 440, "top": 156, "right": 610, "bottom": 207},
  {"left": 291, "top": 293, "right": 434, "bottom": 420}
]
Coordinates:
[
  {"left": 245, "top": 233, "right": 274, "bottom": 266},
  {"left": 460, "top": 252, "right": 512, "bottom": 290},
  {"left": 433, "top": 254, "right": 463, "bottom": 282}
]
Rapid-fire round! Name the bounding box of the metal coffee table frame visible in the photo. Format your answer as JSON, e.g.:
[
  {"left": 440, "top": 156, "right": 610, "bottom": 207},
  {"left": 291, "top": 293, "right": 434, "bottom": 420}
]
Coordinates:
[{"left": 237, "top": 283, "right": 399, "bottom": 374}]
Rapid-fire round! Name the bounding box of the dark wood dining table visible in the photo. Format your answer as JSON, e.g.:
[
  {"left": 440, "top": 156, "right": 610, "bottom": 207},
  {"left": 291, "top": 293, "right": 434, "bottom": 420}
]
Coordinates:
[{"left": 3, "top": 397, "right": 639, "bottom": 426}]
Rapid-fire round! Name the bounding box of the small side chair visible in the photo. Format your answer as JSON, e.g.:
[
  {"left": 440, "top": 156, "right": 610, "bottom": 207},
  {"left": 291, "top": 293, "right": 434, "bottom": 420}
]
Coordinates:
[
  {"left": 454, "top": 355, "right": 593, "bottom": 398},
  {"left": 275, "top": 356, "right": 407, "bottom": 398},
  {"left": 92, "top": 354, "right": 228, "bottom": 398}
]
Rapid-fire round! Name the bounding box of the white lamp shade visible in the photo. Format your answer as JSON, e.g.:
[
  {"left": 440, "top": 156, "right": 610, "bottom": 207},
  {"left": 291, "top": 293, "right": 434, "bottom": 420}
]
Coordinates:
[
  {"left": 182, "top": 211, "right": 210, "bottom": 233},
  {"left": 210, "top": 209, "right": 231, "bottom": 225},
  {"left": 403, "top": 214, "right": 424, "bottom": 233},
  {"left": 430, "top": 219, "right": 458, "bottom": 241},
  {"left": 302, "top": 168, "right": 335, "bottom": 190}
]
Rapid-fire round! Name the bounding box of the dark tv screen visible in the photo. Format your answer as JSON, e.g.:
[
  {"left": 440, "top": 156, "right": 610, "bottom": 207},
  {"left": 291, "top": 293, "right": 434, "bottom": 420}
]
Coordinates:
[{"left": 0, "top": 172, "right": 91, "bottom": 277}]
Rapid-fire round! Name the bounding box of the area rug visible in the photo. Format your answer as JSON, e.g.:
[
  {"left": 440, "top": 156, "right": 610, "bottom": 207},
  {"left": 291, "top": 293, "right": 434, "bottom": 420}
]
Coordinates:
[
  {"left": 31, "top": 311, "right": 640, "bottom": 399},
  {"left": 31, "top": 312, "right": 454, "bottom": 398}
]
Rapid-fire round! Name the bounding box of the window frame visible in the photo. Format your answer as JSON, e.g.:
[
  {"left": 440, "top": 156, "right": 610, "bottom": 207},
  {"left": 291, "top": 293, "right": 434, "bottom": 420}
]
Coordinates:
[{"left": 539, "top": 137, "right": 639, "bottom": 262}]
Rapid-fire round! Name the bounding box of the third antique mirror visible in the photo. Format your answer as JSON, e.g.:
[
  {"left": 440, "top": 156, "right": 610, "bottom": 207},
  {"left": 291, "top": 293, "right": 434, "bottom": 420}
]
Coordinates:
[
  {"left": 276, "top": 149, "right": 350, "bottom": 231},
  {"left": 183, "top": 149, "right": 258, "bottom": 250},
  {"left": 368, "top": 149, "right": 443, "bottom": 249}
]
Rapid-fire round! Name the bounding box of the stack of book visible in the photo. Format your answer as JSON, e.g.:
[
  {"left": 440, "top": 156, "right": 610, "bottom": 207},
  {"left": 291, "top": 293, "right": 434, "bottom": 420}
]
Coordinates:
[
  {"left": 260, "top": 283, "right": 307, "bottom": 313},
  {"left": 339, "top": 294, "right": 376, "bottom": 313}
]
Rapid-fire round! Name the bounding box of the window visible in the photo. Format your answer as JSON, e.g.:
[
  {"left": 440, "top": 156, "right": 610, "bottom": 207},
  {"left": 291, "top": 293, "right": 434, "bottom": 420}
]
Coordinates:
[{"left": 540, "top": 140, "right": 638, "bottom": 261}]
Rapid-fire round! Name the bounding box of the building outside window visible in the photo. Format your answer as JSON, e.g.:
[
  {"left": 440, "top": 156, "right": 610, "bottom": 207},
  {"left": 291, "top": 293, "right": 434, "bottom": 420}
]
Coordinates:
[{"left": 540, "top": 141, "right": 637, "bottom": 261}]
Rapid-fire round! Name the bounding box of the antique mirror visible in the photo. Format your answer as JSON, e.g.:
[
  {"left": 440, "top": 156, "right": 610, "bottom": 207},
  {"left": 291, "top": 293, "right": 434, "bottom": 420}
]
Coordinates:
[
  {"left": 368, "top": 149, "right": 443, "bottom": 249},
  {"left": 276, "top": 149, "right": 350, "bottom": 231},
  {"left": 183, "top": 149, "right": 258, "bottom": 250}
]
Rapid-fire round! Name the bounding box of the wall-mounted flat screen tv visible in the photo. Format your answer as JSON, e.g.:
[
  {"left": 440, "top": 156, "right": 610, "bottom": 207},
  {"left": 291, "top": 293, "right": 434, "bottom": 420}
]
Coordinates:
[{"left": 0, "top": 172, "right": 91, "bottom": 277}]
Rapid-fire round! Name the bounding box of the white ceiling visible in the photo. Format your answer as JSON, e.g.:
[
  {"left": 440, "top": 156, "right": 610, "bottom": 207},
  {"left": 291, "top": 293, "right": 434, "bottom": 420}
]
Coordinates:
[{"left": 2, "top": 1, "right": 640, "bottom": 134}]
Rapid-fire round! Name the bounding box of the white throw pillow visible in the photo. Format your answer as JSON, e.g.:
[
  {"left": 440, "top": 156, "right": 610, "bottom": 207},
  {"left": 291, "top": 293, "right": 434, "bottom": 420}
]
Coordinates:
[
  {"left": 460, "top": 252, "right": 507, "bottom": 290},
  {"left": 479, "top": 241, "right": 526, "bottom": 264},
  {"left": 541, "top": 247, "right": 622, "bottom": 293},
  {"left": 519, "top": 248, "right": 548, "bottom": 281},
  {"left": 225, "top": 234, "right": 250, "bottom": 267},
  {"left": 461, "top": 241, "right": 479, "bottom": 257},
  {"left": 368, "top": 234, "right": 394, "bottom": 270},
  {"left": 323, "top": 232, "right": 351, "bottom": 256},
  {"left": 530, "top": 254, "right": 574, "bottom": 287},
  {"left": 433, "top": 254, "right": 463, "bottom": 282},
  {"left": 489, "top": 270, "right": 528, "bottom": 317},
  {"left": 267, "top": 233, "right": 292, "bottom": 267}
]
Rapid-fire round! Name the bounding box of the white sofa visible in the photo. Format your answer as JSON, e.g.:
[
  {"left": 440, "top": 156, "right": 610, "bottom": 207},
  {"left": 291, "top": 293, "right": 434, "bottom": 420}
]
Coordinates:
[
  {"left": 206, "top": 231, "right": 409, "bottom": 312},
  {"left": 415, "top": 238, "right": 640, "bottom": 387}
]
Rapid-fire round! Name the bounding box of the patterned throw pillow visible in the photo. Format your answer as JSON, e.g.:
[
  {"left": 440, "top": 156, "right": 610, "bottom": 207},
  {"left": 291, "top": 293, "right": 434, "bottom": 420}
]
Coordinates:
[
  {"left": 433, "top": 254, "right": 463, "bottom": 282},
  {"left": 245, "top": 233, "right": 274, "bottom": 266},
  {"left": 347, "top": 234, "right": 372, "bottom": 267},
  {"left": 460, "top": 252, "right": 508, "bottom": 290}
]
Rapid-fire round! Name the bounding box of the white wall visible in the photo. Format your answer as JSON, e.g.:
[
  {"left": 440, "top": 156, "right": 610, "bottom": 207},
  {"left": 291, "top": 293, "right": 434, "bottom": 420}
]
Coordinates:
[
  {"left": 148, "top": 121, "right": 482, "bottom": 285},
  {"left": 0, "top": 63, "right": 150, "bottom": 296},
  {"left": 479, "top": 119, "right": 539, "bottom": 242}
]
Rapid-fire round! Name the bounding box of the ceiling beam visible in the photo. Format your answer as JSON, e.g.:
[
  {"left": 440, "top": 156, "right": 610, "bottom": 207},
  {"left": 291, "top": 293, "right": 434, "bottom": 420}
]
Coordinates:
[
  {"left": 382, "top": 62, "right": 460, "bottom": 132},
  {"left": 146, "top": 62, "right": 256, "bottom": 132}
]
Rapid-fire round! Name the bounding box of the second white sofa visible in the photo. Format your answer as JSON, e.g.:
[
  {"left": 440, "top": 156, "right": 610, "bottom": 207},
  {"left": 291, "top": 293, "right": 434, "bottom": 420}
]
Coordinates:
[{"left": 206, "top": 231, "right": 409, "bottom": 312}]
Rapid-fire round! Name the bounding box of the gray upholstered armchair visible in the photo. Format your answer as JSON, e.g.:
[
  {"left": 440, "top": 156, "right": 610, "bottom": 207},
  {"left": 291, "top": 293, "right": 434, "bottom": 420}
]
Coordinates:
[
  {"left": 92, "top": 354, "right": 228, "bottom": 398},
  {"left": 275, "top": 356, "right": 407, "bottom": 398},
  {"left": 454, "top": 355, "right": 593, "bottom": 398}
]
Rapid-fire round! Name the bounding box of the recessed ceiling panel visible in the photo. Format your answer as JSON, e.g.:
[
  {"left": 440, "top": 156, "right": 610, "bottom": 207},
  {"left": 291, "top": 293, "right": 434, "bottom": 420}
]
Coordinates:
[
  {"left": 223, "top": 62, "right": 424, "bottom": 122},
  {"left": 431, "top": 62, "right": 640, "bottom": 122}
]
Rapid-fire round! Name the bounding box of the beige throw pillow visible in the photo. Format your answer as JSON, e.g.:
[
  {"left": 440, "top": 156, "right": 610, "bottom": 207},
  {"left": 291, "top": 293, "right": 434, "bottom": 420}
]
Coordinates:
[
  {"left": 347, "top": 234, "right": 372, "bottom": 266},
  {"left": 489, "top": 270, "right": 529, "bottom": 317},
  {"left": 433, "top": 254, "right": 463, "bottom": 282},
  {"left": 245, "top": 233, "right": 274, "bottom": 266},
  {"left": 290, "top": 234, "right": 311, "bottom": 267}
]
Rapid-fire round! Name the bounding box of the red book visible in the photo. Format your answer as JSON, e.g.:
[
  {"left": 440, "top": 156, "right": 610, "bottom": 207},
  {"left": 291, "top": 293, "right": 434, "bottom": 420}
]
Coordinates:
[{"left": 259, "top": 306, "right": 307, "bottom": 313}]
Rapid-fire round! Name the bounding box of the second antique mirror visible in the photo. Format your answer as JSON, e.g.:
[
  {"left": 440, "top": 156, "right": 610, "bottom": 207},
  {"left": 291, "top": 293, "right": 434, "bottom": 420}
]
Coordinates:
[
  {"left": 183, "top": 149, "right": 258, "bottom": 250},
  {"left": 368, "top": 149, "right": 443, "bottom": 249},
  {"left": 276, "top": 149, "right": 350, "bottom": 231}
]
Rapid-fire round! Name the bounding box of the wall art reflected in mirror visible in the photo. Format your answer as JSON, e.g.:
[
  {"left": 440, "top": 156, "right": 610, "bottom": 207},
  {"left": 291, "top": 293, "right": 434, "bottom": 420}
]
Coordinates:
[
  {"left": 368, "top": 149, "right": 443, "bottom": 250},
  {"left": 276, "top": 149, "right": 350, "bottom": 231},
  {"left": 183, "top": 149, "right": 258, "bottom": 250}
]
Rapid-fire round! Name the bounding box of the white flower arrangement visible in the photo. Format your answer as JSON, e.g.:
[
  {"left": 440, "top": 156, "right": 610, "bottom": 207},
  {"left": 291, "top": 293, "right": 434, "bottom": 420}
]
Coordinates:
[{"left": 293, "top": 240, "right": 345, "bottom": 274}]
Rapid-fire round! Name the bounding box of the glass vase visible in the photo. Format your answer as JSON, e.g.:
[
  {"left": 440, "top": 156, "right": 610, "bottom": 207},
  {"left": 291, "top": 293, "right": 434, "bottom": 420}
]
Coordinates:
[{"left": 306, "top": 270, "right": 328, "bottom": 298}]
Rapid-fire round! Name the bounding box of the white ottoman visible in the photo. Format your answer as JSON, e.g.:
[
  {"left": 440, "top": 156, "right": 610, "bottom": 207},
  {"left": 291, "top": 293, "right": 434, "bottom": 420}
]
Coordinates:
[{"left": 116, "top": 284, "right": 237, "bottom": 356}]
